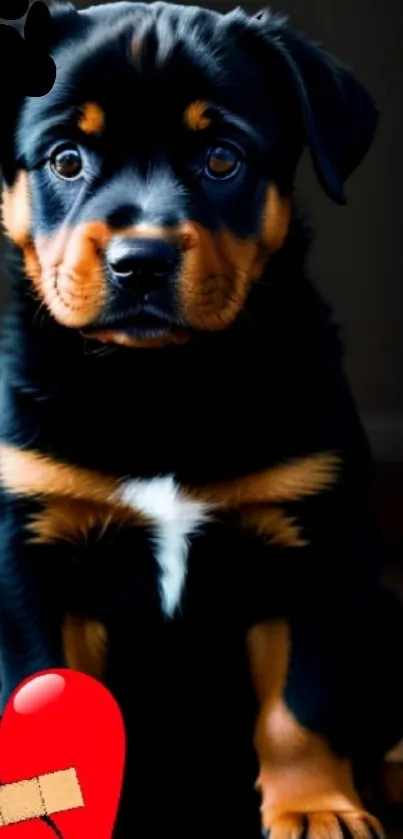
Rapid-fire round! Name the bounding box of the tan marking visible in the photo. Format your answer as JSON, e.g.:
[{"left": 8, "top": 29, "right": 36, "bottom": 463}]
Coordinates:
[
  {"left": 78, "top": 102, "right": 105, "bottom": 135},
  {"left": 62, "top": 614, "right": 108, "bottom": 682},
  {"left": 0, "top": 444, "right": 117, "bottom": 505},
  {"left": 342, "top": 813, "right": 384, "bottom": 839},
  {"left": 246, "top": 621, "right": 381, "bottom": 834},
  {"left": 26, "top": 223, "right": 179, "bottom": 332},
  {"left": 261, "top": 185, "right": 292, "bottom": 255},
  {"left": 4, "top": 182, "right": 291, "bottom": 338},
  {"left": 29, "top": 216, "right": 262, "bottom": 339},
  {"left": 19, "top": 209, "right": 256, "bottom": 339},
  {"left": 240, "top": 505, "right": 308, "bottom": 548},
  {"left": 23, "top": 240, "right": 42, "bottom": 295},
  {"left": 17, "top": 197, "right": 291, "bottom": 337},
  {"left": 268, "top": 812, "right": 383, "bottom": 839},
  {"left": 1, "top": 445, "right": 335, "bottom": 563},
  {"left": 193, "top": 453, "right": 341, "bottom": 508},
  {"left": 179, "top": 222, "right": 258, "bottom": 330},
  {"left": 26, "top": 221, "right": 111, "bottom": 328},
  {"left": 84, "top": 329, "right": 193, "bottom": 349},
  {"left": 184, "top": 100, "right": 212, "bottom": 132},
  {"left": 177, "top": 204, "right": 293, "bottom": 332},
  {"left": 176, "top": 187, "right": 292, "bottom": 333},
  {"left": 2, "top": 171, "right": 31, "bottom": 247},
  {"left": 26, "top": 497, "right": 144, "bottom": 545},
  {"left": 0, "top": 444, "right": 340, "bottom": 510},
  {"left": 269, "top": 812, "right": 308, "bottom": 839}
]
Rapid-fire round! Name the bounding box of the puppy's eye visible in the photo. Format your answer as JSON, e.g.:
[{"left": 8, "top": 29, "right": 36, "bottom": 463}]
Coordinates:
[
  {"left": 205, "top": 145, "right": 242, "bottom": 180},
  {"left": 50, "top": 144, "right": 82, "bottom": 180}
]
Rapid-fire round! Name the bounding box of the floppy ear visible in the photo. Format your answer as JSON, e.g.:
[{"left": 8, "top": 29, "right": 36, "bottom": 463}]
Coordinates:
[{"left": 251, "top": 10, "right": 379, "bottom": 205}]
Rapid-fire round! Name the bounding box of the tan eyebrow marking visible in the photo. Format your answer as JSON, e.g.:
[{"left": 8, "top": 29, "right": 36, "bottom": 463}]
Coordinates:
[
  {"left": 184, "top": 100, "right": 213, "bottom": 131},
  {"left": 78, "top": 102, "right": 105, "bottom": 135}
]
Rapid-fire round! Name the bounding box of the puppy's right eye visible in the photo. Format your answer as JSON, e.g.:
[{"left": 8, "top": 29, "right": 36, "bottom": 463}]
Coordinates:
[
  {"left": 50, "top": 144, "right": 82, "bottom": 180},
  {"left": 204, "top": 144, "right": 242, "bottom": 180}
]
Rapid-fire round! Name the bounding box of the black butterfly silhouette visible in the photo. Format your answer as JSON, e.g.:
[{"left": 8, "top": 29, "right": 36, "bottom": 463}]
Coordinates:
[{"left": 0, "top": 0, "right": 56, "bottom": 97}]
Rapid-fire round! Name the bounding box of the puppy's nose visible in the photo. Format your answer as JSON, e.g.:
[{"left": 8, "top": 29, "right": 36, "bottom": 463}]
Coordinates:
[{"left": 106, "top": 237, "right": 178, "bottom": 290}]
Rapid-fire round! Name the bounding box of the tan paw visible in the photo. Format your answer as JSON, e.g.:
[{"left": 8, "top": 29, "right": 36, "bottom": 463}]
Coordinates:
[{"left": 262, "top": 810, "right": 385, "bottom": 839}]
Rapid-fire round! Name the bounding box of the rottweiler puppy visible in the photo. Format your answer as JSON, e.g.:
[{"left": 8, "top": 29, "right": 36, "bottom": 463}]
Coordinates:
[{"left": 0, "top": 2, "right": 401, "bottom": 837}]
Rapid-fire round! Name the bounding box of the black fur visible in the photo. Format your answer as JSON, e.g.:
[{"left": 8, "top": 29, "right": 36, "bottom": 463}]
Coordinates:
[{"left": 0, "top": 4, "right": 401, "bottom": 838}]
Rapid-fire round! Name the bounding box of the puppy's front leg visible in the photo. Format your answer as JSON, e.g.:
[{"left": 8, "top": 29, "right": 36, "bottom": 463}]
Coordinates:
[
  {"left": 247, "top": 617, "right": 384, "bottom": 839},
  {"left": 0, "top": 494, "right": 66, "bottom": 710}
]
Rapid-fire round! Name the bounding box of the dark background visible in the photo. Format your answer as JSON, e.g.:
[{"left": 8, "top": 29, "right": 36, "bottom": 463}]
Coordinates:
[{"left": 1, "top": 0, "right": 402, "bottom": 461}]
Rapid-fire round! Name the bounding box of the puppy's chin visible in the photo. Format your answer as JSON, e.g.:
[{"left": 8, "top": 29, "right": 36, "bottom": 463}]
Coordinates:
[
  {"left": 81, "top": 307, "right": 192, "bottom": 349},
  {"left": 81, "top": 328, "right": 193, "bottom": 349}
]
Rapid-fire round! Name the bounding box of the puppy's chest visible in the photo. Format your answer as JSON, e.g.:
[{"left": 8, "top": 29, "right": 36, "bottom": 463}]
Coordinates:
[
  {"left": 116, "top": 475, "right": 210, "bottom": 617},
  {"left": 33, "top": 473, "right": 212, "bottom": 619},
  {"left": 0, "top": 443, "right": 341, "bottom": 615}
]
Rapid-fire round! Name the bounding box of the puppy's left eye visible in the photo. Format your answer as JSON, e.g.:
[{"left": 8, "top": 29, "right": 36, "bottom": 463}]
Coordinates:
[
  {"left": 50, "top": 144, "right": 83, "bottom": 180},
  {"left": 204, "top": 145, "right": 242, "bottom": 180}
]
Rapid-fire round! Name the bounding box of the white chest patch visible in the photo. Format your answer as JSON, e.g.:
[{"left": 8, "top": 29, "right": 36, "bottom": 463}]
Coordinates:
[{"left": 115, "top": 476, "right": 210, "bottom": 617}]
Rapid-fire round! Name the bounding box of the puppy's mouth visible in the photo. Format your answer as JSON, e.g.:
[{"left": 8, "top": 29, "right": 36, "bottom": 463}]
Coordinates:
[{"left": 81, "top": 306, "right": 192, "bottom": 349}]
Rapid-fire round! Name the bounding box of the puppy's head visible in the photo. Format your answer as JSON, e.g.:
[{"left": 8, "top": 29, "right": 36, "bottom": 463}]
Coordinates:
[{"left": 1, "top": 1, "right": 378, "bottom": 349}]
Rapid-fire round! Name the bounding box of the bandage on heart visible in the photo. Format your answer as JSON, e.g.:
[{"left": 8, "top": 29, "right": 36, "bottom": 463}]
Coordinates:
[{"left": 0, "top": 768, "right": 84, "bottom": 827}]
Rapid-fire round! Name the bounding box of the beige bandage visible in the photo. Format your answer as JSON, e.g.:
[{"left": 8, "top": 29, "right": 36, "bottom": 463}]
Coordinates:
[{"left": 0, "top": 768, "right": 84, "bottom": 827}]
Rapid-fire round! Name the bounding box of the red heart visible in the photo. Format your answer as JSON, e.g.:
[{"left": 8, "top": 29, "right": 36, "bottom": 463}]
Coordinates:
[{"left": 0, "top": 669, "right": 126, "bottom": 837}]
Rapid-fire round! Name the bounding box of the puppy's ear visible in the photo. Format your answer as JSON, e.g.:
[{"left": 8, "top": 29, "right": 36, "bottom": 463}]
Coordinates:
[{"left": 251, "top": 10, "right": 379, "bottom": 204}]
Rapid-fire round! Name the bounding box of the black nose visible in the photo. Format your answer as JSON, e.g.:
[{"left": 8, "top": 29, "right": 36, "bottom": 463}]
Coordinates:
[{"left": 107, "top": 237, "right": 178, "bottom": 290}]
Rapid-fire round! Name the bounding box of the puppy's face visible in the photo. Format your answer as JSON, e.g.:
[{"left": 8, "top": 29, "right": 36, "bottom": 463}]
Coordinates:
[{"left": 1, "top": 1, "right": 378, "bottom": 349}]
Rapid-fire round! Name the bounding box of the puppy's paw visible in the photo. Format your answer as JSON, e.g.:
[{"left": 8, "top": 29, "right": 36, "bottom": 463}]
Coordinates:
[{"left": 262, "top": 810, "right": 384, "bottom": 839}]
